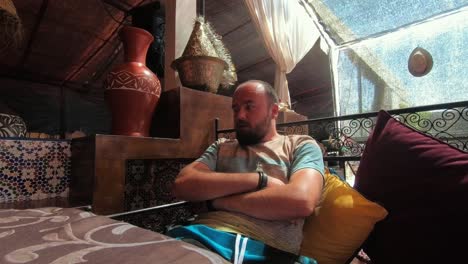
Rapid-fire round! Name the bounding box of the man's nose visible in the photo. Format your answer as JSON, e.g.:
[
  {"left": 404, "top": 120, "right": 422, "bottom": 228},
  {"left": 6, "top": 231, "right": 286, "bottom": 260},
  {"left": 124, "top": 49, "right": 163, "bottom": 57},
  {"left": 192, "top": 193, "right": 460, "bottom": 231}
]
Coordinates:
[{"left": 235, "top": 108, "right": 247, "bottom": 121}]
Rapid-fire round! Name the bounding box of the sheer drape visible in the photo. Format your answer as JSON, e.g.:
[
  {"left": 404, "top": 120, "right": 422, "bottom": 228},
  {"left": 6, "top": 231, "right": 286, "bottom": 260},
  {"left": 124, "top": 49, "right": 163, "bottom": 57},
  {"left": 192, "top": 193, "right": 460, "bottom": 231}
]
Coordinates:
[{"left": 244, "top": 0, "right": 320, "bottom": 109}]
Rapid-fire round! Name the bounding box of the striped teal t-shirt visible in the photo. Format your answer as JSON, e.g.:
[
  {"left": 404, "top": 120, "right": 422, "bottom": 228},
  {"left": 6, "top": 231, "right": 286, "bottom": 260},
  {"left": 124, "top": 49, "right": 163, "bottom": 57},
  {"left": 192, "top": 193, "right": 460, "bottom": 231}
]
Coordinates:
[{"left": 194, "top": 135, "right": 324, "bottom": 254}]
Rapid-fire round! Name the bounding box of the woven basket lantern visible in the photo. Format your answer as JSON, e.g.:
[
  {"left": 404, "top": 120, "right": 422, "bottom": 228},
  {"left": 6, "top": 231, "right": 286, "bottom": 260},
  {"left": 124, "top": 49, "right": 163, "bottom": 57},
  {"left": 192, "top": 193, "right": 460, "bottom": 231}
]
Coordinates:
[
  {"left": 172, "top": 55, "right": 227, "bottom": 93},
  {"left": 172, "top": 16, "right": 233, "bottom": 93}
]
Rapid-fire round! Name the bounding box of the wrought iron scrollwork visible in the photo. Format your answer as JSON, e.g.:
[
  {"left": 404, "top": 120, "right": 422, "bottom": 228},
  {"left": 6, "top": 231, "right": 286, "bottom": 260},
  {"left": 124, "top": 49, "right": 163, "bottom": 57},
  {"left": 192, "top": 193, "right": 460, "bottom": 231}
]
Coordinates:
[
  {"left": 214, "top": 102, "right": 468, "bottom": 154},
  {"left": 279, "top": 124, "right": 308, "bottom": 135},
  {"left": 394, "top": 106, "right": 468, "bottom": 151}
]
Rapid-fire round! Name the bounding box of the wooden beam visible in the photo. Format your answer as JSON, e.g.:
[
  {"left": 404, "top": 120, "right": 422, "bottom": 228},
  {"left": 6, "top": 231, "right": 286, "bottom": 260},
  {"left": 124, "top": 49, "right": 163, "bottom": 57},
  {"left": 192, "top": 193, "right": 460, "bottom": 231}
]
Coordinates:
[
  {"left": 61, "top": 0, "right": 152, "bottom": 86},
  {"left": 236, "top": 57, "right": 273, "bottom": 73},
  {"left": 19, "top": 0, "right": 49, "bottom": 67},
  {"left": 222, "top": 19, "right": 251, "bottom": 37},
  {"left": 0, "top": 72, "right": 93, "bottom": 92},
  {"left": 0, "top": 72, "right": 62, "bottom": 87},
  {"left": 290, "top": 86, "right": 329, "bottom": 98},
  {"left": 103, "top": 0, "right": 130, "bottom": 12},
  {"left": 61, "top": 19, "right": 124, "bottom": 86}
]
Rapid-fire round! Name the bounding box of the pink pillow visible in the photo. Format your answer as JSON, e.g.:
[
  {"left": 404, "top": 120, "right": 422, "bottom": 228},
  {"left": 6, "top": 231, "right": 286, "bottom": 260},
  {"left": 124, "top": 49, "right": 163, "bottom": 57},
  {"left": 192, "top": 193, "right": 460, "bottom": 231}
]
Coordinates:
[{"left": 355, "top": 110, "right": 468, "bottom": 264}]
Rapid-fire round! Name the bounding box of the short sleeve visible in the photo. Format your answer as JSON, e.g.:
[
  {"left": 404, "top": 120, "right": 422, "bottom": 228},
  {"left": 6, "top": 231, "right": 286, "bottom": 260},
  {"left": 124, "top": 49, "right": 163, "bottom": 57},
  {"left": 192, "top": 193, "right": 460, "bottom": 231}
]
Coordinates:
[
  {"left": 291, "top": 141, "right": 325, "bottom": 178},
  {"left": 195, "top": 141, "right": 219, "bottom": 170}
]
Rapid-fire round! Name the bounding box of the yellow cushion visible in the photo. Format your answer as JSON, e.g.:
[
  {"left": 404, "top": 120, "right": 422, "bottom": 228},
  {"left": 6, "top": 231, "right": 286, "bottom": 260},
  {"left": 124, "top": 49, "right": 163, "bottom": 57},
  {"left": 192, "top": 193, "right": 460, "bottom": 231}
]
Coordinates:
[{"left": 300, "top": 168, "right": 388, "bottom": 264}]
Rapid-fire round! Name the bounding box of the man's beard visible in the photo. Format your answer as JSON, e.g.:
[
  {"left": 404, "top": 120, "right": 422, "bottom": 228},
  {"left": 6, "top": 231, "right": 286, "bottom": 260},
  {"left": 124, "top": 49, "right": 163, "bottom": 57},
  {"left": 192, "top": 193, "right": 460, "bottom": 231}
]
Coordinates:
[{"left": 236, "top": 114, "right": 271, "bottom": 146}]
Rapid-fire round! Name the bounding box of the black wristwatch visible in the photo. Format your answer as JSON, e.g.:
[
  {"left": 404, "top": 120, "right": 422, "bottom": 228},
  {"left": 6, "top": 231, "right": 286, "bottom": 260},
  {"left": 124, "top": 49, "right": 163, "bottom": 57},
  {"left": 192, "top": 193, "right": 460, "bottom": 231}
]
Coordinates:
[{"left": 256, "top": 170, "right": 268, "bottom": 190}]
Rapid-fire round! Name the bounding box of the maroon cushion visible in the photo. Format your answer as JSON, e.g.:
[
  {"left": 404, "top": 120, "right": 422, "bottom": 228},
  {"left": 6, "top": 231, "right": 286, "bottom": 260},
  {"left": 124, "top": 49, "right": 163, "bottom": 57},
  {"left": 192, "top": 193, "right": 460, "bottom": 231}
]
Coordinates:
[{"left": 354, "top": 110, "right": 468, "bottom": 264}]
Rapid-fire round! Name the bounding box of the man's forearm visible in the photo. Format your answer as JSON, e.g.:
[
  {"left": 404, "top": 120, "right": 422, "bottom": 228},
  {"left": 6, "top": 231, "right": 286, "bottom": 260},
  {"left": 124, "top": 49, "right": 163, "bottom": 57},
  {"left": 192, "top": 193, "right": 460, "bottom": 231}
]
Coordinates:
[
  {"left": 173, "top": 163, "right": 261, "bottom": 201},
  {"left": 211, "top": 184, "right": 315, "bottom": 221},
  {"left": 211, "top": 169, "right": 324, "bottom": 221}
]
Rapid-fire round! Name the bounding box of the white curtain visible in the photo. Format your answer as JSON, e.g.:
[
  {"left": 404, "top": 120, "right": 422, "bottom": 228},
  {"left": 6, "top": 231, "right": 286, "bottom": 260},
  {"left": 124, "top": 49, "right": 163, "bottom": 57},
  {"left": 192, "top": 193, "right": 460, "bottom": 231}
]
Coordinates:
[{"left": 244, "top": 0, "right": 320, "bottom": 110}]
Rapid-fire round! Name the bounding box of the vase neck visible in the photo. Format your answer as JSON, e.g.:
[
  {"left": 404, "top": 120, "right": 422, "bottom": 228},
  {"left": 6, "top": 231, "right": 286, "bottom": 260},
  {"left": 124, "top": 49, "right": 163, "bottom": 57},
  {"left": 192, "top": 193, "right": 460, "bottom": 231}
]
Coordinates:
[{"left": 120, "top": 26, "right": 154, "bottom": 64}]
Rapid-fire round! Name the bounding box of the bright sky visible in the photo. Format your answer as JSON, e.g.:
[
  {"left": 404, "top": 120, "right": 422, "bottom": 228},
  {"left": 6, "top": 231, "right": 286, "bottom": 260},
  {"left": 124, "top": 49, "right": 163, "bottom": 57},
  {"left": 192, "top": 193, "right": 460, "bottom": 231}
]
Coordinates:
[{"left": 307, "top": 0, "right": 468, "bottom": 114}]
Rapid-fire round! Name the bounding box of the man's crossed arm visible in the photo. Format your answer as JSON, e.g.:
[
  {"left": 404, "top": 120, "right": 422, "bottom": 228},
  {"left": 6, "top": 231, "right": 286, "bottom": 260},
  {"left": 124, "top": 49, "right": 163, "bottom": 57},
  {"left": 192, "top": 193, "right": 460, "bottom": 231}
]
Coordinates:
[{"left": 172, "top": 161, "right": 323, "bottom": 221}]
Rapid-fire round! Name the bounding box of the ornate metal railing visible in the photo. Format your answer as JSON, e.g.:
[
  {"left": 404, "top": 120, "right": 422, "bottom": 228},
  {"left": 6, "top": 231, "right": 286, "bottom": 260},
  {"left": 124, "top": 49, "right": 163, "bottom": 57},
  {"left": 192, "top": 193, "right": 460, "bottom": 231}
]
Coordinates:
[{"left": 215, "top": 101, "right": 468, "bottom": 161}]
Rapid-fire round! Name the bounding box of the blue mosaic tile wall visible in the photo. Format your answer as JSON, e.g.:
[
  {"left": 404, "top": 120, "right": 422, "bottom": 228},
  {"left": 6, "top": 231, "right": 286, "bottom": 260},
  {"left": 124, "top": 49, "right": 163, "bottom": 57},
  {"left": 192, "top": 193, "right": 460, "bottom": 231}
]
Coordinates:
[{"left": 0, "top": 139, "right": 71, "bottom": 202}]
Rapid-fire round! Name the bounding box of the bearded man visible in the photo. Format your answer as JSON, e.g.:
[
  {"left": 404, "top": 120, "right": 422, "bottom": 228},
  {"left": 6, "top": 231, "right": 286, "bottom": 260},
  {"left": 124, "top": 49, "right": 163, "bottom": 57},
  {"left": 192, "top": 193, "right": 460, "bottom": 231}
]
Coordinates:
[{"left": 169, "top": 80, "right": 324, "bottom": 264}]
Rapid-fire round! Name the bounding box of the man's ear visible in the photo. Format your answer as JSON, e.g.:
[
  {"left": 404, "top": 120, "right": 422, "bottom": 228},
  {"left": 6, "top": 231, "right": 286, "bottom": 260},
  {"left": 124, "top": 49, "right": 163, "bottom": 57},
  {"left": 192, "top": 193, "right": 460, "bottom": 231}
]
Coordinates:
[{"left": 271, "top": 103, "right": 279, "bottom": 118}]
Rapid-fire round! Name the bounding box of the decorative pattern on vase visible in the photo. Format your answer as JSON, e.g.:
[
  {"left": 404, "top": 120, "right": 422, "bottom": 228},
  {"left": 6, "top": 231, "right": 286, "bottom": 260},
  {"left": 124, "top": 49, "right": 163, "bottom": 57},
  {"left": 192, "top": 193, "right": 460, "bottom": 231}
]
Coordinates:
[
  {"left": 105, "top": 70, "right": 161, "bottom": 96},
  {"left": 0, "top": 139, "right": 71, "bottom": 203},
  {"left": 0, "top": 114, "right": 27, "bottom": 138},
  {"left": 104, "top": 26, "right": 162, "bottom": 137}
]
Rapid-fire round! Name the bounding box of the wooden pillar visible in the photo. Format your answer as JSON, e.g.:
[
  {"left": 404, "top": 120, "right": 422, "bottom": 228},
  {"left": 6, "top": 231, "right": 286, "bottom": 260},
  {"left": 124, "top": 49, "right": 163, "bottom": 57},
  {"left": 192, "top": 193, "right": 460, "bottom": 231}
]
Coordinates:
[{"left": 164, "top": 0, "right": 197, "bottom": 92}]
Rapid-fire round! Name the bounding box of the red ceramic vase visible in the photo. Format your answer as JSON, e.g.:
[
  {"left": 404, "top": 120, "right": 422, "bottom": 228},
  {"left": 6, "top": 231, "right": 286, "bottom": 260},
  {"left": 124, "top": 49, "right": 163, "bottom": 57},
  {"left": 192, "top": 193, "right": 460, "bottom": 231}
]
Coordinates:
[{"left": 104, "top": 26, "right": 161, "bottom": 137}]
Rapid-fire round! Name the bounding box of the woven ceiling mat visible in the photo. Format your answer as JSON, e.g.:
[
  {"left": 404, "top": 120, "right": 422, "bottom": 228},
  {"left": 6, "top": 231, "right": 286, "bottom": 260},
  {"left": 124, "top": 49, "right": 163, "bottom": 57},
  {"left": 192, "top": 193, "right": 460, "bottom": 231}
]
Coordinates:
[{"left": 0, "top": 0, "right": 23, "bottom": 55}]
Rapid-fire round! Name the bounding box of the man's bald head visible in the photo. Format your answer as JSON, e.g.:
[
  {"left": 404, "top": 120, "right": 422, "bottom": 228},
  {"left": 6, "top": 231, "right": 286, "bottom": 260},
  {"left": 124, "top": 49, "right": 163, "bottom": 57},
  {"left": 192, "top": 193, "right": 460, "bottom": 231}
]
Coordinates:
[{"left": 235, "top": 80, "right": 279, "bottom": 107}]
